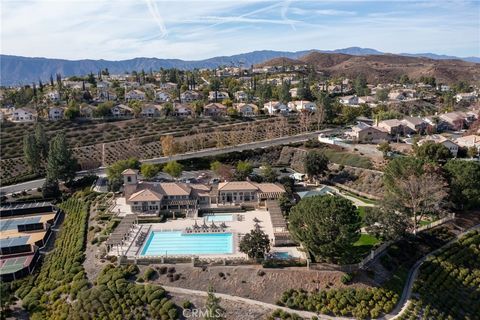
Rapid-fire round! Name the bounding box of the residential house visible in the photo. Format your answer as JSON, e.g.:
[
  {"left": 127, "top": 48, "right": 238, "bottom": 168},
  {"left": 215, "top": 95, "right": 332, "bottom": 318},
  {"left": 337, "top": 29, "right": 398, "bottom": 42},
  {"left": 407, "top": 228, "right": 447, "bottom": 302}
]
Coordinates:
[
  {"left": 159, "top": 82, "right": 177, "bottom": 90},
  {"left": 46, "top": 90, "right": 60, "bottom": 102},
  {"left": 454, "top": 135, "right": 480, "bottom": 154},
  {"left": 125, "top": 90, "right": 146, "bottom": 101},
  {"left": 436, "top": 85, "right": 451, "bottom": 92},
  {"left": 439, "top": 112, "right": 467, "bottom": 131},
  {"left": 346, "top": 122, "right": 389, "bottom": 143},
  {"left": 204, "top": 103, "right": 227, "bottom": 117},
  {"left": 358, "top": 96, "right": 376, "bottom": 105},
  {"left": 339, "top": 95, "right": 359, "bottom": 106},
  {"left": 173, "top": 103, "right": 192, "bottom": 117},
  {"left": 377, "top": 119, "right": 415, "bottom": 136},
  {"left": 418, "top": 135, "right": 459, "bottom": 157},
  {"left": 208, "top": 91, "right": 229, "bottom": 101},
  {"left": 48, "top": 106, "right": 64, "bottom": 121},
  {"left": 97, "top": 90, "right": 117, "bottom": 102},
  {"left": 140, "top": 104, "right": 162, "bottom": 118},
  {"left": 402, "top": 116, "right": 427, "bottom": 134},
  {"left": 11, "top": 108, "right": 37, "bottom": 122},
  {"left": 111, "top": 104, "right": 133, "bottom": 118},
  {"left": 234, "top": 103, "right": 257, "bottom": 117},
  {"left": 388, "top": 90, "right": 406, "bottom": 101},
  {"left": 234, "top": 91, "right": 248, "bottom": 102},
  {"left": 155, "top": 90, "right": 170, "bottom": 103},
  {"left": 264, "top": 101, "right": 289, "bottom": 114},
  {"left": 423, "top": 116, "right": 451, "bottom": 133},
  {"left": 96, "top": 81, "right": 111, "bottom": 89},
  {"left": 328, "top": 85, "right": 343, "bottom": 94},
  {"left": 455, "top": 92, "right": 477, "bottom": 103},
  {"left": 180, "top": 90, "right": 199, "bottom": 103},
  {"left": 287, "top": 100, "right": 316, "bottom": 112}
]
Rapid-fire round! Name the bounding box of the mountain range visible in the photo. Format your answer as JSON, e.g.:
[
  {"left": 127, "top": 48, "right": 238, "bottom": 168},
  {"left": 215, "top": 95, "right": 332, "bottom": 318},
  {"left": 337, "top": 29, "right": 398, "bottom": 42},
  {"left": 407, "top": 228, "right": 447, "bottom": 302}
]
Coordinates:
[{"left": 1, "top": 47, "right": 479, "bottom": 86}]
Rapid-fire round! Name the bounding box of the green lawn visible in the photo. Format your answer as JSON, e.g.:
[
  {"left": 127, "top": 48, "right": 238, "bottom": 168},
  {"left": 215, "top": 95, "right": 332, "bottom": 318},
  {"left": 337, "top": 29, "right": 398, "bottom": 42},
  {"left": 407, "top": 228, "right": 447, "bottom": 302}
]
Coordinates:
[{"left": 354, "top": 233, "right": 381, "bottom": 247}]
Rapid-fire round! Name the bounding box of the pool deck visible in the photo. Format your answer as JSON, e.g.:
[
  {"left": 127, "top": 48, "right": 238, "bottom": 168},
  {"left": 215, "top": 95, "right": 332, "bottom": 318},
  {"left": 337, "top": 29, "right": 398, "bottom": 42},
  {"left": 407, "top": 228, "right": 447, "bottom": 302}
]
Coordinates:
[{"left": 110, "top": 209, "right": 305, "bottom": 260}]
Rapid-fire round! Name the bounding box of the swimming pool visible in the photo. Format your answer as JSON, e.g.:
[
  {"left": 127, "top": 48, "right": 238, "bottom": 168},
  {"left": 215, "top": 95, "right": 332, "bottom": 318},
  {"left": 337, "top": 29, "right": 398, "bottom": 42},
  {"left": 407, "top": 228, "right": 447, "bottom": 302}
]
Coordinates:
[
  {"left": 140, "top": 231, "right": 233, "bottom": 256},
  {"left": 204, "top": 214, "right": 234, "bottom": 222}
]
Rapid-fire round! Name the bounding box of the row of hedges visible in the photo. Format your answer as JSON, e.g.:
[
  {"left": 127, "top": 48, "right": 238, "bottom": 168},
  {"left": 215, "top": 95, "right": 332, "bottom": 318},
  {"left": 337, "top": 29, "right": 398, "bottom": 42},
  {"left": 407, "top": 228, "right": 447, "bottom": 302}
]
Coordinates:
[
  {"left": 398, "top": 230, "right": 480, "bottom": 320},
  {"left": 277, "top": 287, "right": 398, "bottom": 319}
]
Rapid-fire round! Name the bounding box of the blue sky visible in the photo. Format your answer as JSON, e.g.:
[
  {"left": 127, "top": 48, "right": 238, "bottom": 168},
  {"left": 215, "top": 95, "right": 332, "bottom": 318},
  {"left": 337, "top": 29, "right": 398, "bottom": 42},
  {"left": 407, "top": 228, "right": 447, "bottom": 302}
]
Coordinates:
[{"left": 1, "top": 0, "right": 479, "bottom": 60}]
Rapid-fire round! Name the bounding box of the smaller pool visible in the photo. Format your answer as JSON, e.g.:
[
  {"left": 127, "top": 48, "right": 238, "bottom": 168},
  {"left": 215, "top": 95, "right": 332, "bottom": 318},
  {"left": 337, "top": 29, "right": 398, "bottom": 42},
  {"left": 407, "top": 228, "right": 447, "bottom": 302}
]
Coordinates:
[
  {"left": 271, "top": 252, "right": 292, "bottom": 260},
  {"left": 204, "top": 214, "right": 234, "bottom": 222}
]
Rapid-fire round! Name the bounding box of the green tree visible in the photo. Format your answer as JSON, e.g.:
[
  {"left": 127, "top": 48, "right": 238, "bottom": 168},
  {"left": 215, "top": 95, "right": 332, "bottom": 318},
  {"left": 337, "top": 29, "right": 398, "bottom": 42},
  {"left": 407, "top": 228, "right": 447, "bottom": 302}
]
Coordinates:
[
  {"left": 278, "top": 81, "right": 291, "bottom": 103},
  {"left": 163, "top": 161, "right": 183, "bottom": 178},
  {"left": 34, "top": 123, "right": 49, "bottom": 160},
  {"left": 42, "top": 177, "right": 61, "bottom": 199},
  {"left": 239, "top": 227, "right": 271, "bottom": 260},
  {"left": 304, "top": 150, "right": 329, "bottom": 180},
  {"left": 140, "top": 163, "right": 161, "bottom": 179},
  {"left": 354, "top": 75, "right": 368, "bottom": 96},
  {"left": 364, "top": 202, "right": 409, "bottom": 240},
  {"left": 289, "top": 195, "right": 361, "bottom": 263},
  {"left": 415, "top": 141, "right": 452, "bottom": 162},
  {"left": 210, "top": 78, "right": 221, "bottom": 102},
  {"left": 375, "top": 89, "right": 389, "bottom": 102},
  {"left": 23, "top": 133, "right": 40, "bottom": 173},
  {"left": 46, "top": 133, "right": 78, "bottom": 183},
  {"left": 235, "top": 161, "right": 253, "bottom": 181},
  {"left": 93, "top": 101, "right": 114, "bottom": 117},
  {"left": 106, "top": 158, "right": 140, "bottom": 191},
  {"left": 467, "top": 146, "right": 478, "bottom": 158},
  {"left": 204, "top": 286, "right": 225, "bottom": 320},
  {"left": 444, "top": 160, "right": 480, "bottom": 210},
  {"left": 260, "top": 164, "right": 278, "bottom": 183}
]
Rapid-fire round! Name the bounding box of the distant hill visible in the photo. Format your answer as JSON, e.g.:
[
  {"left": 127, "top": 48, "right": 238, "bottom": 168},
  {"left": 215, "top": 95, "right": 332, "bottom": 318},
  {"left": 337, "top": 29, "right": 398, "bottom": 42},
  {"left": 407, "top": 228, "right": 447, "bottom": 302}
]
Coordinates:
[
  {"left": 1, "top": 47, "right": 478, "bottom": 86},
  {"left": 258, "top": 52, "right": 480, "bottom": 84}
]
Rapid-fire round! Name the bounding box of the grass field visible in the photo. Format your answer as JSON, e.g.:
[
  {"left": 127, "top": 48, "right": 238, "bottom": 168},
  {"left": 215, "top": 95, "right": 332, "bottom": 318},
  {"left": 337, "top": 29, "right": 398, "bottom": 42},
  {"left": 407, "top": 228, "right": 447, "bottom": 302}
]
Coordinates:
[{"left": 354, "top": 233, "right": 381, "bottom": 247}]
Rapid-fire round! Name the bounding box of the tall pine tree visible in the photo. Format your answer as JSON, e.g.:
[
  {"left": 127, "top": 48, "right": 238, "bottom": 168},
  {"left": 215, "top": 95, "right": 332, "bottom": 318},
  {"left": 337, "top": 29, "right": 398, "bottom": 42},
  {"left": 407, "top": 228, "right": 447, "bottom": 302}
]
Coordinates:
[
  {"left": 46, "top": 133, "right": 77, "bottom": 183},
  {"left": 23, "top": 134, "right": 40, "bottom": 173}
]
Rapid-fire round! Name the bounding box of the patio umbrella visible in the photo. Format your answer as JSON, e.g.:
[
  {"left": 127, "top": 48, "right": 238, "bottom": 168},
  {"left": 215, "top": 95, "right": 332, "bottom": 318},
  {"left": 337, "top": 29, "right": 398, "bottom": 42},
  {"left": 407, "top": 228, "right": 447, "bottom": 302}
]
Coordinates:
[
  {"left": 210, "top": 221, "right": 217, "bottom": 229},
  {"left": 193, "top": 220, "right": 199, "bottom": 229},
  {"left": 253, "top": 217, "right": 260, "bottom": 223},
  {"left": 220, "top": 222, "right": 227, "bottom": 228}
]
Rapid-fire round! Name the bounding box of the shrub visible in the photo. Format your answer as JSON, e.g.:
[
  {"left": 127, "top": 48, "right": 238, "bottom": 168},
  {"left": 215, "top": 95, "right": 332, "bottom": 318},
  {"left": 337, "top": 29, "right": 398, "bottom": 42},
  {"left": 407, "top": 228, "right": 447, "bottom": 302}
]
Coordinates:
[
  {"left": 182, "top": 300, "right": 192, "bottom": 309},
  {"left": 257, "top": 270, "right": 266, "bottom": 277},
  {"left": 341, "top": 273, "right": 353, "bottom": 284}
]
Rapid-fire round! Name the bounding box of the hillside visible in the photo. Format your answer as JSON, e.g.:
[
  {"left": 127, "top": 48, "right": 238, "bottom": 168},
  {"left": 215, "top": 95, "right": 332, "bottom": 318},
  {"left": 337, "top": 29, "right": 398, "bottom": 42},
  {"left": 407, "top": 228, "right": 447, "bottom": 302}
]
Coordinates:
[
  {"left": 1, "top": 47, "right": 478, "bottom": 86},
  {"left": 275, "top": 52, "right": 480, "bottom": 84}
]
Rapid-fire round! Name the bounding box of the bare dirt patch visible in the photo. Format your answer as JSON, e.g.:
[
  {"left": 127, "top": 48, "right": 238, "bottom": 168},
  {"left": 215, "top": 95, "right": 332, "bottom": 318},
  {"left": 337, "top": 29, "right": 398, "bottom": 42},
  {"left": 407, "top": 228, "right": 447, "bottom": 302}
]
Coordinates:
[{"left": 143, "top": 264, "right": 375, "bottom": 304}]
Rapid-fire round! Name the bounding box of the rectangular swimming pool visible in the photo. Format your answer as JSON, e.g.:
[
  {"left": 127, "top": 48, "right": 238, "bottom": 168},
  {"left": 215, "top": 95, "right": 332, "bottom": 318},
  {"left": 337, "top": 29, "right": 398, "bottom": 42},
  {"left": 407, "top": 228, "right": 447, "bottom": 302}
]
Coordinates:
[
  {"left": 204, "top": 214, "right": 234, "bottom": 222},
  {"left": 140, "top": 231, "right": 233, "bottom": 256}
]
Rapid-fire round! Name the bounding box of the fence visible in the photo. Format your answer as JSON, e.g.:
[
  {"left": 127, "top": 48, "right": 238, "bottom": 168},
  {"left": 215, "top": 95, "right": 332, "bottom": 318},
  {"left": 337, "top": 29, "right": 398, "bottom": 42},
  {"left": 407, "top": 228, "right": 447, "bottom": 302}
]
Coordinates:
[{"left": 416, "top": 213, "right": 456, "bottom": 233}]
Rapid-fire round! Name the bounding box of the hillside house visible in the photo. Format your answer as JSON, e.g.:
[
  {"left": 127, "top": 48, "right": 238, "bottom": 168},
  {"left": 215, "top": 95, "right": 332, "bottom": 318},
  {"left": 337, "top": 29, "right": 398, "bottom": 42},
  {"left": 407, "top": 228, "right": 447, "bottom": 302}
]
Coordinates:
[
  {"left": 402, "top": 116, "right": 427, "bottom": 134},
  {"left": 140, "top": 104, "right": 161, "bottom": 118},
  {"left": 264, "top": 101, "right": 289, "bottom": 114},
  {"left": 455, "top": 92, "right": 477, "bottom": 103},
  {"left": 455, "top": 135, "right": 480, "bottom": 154},
  {"left": 159, "top": 82, "right": 177, "bottom": 90},
  {"left": 46, "top": 90, "right": 60, "bottom": 102},
  {"left": 234, "top": 103, "right": 257, "bottom": 117},
  {"left": 439, "top": 112, "right": 468, "bottom": 131},
  {"left": 204, "top": 103, "right": 227, "bottom": 117},
  {"left": 111, "top": 104, "right": 133, "bottom": 117},
  {"left": 125, "top": 90, "right": 145, "bottom": 101},
  {"left": 48, "top": 106, "right": 64, "bottom": 121},
  {"left": 180, "top": 90, "right": 199, "bottom": 103},
  {"left": 208, "top": 91, "right": 229, "bottom": 101},
  {"left": 11, "top": 108, "right": 37, "bottom": 122},
  {"left": 418, "top": 135, "right": 459, "bottom": 157},
  {"left": 339, "top": 95, "right": 359, "bottom": 106},
  {"left": 80, "top": 105, "right": 96, "bottom": 119},
  {"left": 377, "top": 119, "right": 415, "bottom": 136},
  {"left": 173, "top": 103, "right": 192, "bottom": 117},
  {"left": 234, "top": 91, "right": 248, "bottom": 102},
  {"left": 346, "top": 122, "right": 389, "bottom": 143},
  {"left": 155, "top": 90, "right": 170, "bottom": 103},
  {"left": 288, "top": 100, "right": 317, "bottom": 112}
]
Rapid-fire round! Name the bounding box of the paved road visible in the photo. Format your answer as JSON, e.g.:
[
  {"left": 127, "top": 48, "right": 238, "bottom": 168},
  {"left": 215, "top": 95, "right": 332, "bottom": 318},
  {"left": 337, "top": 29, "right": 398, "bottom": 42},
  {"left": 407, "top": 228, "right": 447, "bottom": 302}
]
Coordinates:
[{"left": 1, "top": 130, "right": 333, "bottom": 195}]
